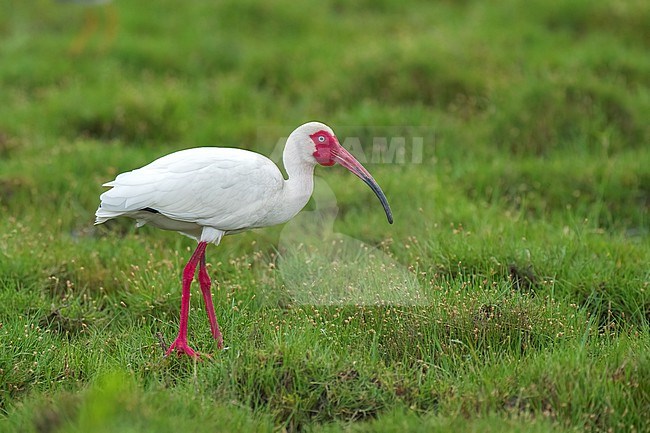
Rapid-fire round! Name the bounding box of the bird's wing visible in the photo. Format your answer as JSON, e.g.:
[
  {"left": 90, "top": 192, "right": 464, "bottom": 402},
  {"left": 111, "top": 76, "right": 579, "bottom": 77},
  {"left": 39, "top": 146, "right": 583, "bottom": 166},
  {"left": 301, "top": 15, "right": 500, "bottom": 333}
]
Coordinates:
[{"left": 97, "top": 147, "right": 285, "bottom": 231}]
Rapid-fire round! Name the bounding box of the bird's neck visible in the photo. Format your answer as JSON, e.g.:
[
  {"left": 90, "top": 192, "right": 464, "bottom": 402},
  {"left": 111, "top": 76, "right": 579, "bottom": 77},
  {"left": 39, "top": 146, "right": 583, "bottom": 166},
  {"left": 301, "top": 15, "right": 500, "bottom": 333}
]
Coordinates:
[{"left": 278, "top": 141, "right": 316, "bottom": 222}]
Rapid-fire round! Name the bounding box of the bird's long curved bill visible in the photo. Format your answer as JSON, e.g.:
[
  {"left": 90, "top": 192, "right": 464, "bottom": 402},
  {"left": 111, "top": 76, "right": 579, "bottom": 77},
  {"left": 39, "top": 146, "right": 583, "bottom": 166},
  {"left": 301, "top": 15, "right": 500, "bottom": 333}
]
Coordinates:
[{"left": 333, "top": 145, "right": 394, "bottom": 224}]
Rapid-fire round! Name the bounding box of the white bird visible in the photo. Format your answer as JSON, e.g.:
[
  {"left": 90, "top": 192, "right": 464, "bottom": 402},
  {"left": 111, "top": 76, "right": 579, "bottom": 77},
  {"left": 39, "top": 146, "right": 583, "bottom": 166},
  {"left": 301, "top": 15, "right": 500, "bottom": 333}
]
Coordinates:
[{"left": 95, "top": 121, "right": 393, "bottom": 357}]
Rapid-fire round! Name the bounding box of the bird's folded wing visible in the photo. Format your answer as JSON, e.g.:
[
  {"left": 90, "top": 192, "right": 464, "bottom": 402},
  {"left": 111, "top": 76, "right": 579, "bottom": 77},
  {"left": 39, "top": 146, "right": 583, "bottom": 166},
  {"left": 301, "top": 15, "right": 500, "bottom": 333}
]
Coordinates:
[{"left": 98, "top": 148, "right": 284, "bottom": 231}]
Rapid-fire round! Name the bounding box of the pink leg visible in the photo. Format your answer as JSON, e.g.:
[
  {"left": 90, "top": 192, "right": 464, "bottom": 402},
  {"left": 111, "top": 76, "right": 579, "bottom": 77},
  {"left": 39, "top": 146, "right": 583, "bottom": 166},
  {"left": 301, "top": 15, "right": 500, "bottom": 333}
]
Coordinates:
[
  {"left": 198, "top": 254, "right": 224, "bottom": 349},
  {"left": 165, "top": 241, "right": 208, "bottom": 357}
]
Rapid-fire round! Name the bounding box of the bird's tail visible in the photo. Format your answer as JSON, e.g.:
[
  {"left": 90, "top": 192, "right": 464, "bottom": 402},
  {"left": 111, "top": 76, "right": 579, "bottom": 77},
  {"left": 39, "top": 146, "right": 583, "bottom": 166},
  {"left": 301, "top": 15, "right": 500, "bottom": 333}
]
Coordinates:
[
  {"left": 95, "top": 179, "right": 149, "bottom": 225},
  {"left": 94, "top": 206, "right": 123, "bottom": 225}
]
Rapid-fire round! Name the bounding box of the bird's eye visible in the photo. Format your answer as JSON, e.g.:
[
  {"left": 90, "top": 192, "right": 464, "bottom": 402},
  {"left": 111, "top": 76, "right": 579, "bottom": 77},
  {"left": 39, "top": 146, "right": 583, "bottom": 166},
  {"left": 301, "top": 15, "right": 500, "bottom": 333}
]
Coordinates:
[{"left": 318, "top": 136, "right": 326, "bottom": 143}]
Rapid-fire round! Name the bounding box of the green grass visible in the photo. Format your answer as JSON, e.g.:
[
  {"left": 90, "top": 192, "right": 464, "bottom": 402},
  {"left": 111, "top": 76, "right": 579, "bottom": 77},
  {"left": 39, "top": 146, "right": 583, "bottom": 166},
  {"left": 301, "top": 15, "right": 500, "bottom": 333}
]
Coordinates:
[{"left": 1, "top": 0, "right": 649, "bottom": 432}]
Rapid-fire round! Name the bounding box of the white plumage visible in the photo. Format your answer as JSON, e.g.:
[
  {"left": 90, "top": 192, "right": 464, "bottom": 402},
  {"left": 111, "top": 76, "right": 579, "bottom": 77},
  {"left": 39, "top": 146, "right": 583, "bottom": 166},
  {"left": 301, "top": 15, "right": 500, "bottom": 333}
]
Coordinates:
[
  {"left": 96, "top": 147, "right": 288, "bottom": 242},
  {"left": 96, "top": 121, "right": 392, "bottom": 357}
]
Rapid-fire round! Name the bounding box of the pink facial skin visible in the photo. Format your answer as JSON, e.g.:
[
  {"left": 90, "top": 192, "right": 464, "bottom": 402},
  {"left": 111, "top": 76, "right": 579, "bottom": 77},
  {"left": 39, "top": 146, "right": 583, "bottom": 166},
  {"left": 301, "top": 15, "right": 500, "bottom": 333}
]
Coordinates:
[{"left": 311, "top": 130, "right": 338, "bottom": 166}]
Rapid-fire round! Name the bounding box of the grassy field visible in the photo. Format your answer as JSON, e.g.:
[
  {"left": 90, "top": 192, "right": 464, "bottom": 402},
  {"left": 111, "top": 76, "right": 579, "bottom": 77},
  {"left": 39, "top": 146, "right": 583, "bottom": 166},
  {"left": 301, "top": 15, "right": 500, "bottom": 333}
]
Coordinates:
[{"left": 1, "top": 0, "right": 649, "bottom": 431}]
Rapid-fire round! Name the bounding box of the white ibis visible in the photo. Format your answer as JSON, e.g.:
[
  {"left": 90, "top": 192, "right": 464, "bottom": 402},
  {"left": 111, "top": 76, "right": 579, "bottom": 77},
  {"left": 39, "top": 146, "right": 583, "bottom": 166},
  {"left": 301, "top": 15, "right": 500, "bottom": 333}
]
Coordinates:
[{"left": 95, "top": 121, "right": 393, "bottom": 357}]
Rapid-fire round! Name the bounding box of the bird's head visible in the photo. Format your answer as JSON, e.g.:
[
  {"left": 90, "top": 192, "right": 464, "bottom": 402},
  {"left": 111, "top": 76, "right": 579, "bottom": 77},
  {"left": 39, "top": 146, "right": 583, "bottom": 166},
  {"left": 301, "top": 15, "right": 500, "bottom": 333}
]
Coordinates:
[{"left": 289, "top": 121, "right": 393, "bottom": 224}]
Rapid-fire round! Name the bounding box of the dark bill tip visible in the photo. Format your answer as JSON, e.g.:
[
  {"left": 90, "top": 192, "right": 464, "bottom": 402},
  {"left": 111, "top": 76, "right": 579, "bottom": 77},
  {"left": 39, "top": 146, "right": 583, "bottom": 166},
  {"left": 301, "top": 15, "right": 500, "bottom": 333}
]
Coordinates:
[
  {"left": 359, "top": 174, "right": 393, "bottom": 224},
  {"left": 331, "top": 142, "right": 394, "bottom": 225}
]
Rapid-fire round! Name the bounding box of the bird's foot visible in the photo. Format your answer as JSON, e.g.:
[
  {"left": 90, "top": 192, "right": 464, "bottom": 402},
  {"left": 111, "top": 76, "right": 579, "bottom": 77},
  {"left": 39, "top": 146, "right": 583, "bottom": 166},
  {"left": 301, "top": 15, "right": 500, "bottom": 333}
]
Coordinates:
[
  {"left": 164, "top": 337, "right": 215, "bottom": 359},
  {"left": 164, "top": 337, "right": 199, "bottom": 358},
  {"left": 213, "top": 330, "right": 224, "bottom": 349}
]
